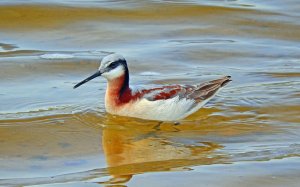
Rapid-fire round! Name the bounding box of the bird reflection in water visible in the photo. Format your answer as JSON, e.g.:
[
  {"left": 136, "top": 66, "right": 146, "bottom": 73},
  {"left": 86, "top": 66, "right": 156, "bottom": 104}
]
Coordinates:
[{"left": 98, "top": 115, "right": 227, "bottom": 185}]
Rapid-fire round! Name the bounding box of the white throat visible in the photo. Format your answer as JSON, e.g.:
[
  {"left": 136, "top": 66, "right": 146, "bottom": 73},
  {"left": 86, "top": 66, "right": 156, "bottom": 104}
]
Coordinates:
[{"left": 101, "top": 65, "right": 125, "bottom": 80}]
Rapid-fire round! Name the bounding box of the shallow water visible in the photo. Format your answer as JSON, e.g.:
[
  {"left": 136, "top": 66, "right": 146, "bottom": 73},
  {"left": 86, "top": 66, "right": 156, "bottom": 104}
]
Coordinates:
[{"left": 0, "top": 0, "right": 300, "bottom": 186}]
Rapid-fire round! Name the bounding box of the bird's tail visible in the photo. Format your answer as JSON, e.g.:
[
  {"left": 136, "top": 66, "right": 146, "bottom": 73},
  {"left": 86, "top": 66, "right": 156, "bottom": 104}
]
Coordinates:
[{"left": 193, "top": 76, "right": 232, "bottom": 102}]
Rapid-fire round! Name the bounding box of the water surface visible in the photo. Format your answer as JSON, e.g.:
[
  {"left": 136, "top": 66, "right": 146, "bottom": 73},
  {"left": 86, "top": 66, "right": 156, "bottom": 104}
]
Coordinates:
[{"left": 0, "top": 0, "right": 299, "bottom": 186}]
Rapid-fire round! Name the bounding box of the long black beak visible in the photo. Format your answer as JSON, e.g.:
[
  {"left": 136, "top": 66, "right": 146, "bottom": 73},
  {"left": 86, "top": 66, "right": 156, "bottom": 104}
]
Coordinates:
[{"left": 73, "top": 71, "right": 102, "bottom": 89}]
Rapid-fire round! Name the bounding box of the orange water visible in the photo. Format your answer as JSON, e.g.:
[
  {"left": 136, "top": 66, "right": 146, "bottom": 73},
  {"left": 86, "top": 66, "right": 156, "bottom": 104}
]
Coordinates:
[{"left": 0, "top": 1, "right": 299, "bottom": 186}]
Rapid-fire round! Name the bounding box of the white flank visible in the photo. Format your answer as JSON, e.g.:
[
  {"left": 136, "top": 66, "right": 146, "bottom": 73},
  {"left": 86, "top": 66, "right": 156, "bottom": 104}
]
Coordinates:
[{"left": 107, "top": 96, "right": 195, "bottom": 121}]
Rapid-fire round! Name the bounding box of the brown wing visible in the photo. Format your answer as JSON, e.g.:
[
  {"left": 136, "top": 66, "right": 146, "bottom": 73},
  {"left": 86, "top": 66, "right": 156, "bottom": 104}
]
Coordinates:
[
  {"left": 136, "top": 85, "right": 183, "bottom": 101},
  {"left": 186, "top": 76, "right": 232, "bottom": 102},
  {"left": 138, "top": 76, "right": 231, "bottom": 102}
]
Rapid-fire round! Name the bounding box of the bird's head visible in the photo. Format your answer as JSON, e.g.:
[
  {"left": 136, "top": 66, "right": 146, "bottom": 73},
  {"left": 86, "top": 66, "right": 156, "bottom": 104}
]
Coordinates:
[{"left": 73, "top": 54, "right": 128, "bottom": 89}]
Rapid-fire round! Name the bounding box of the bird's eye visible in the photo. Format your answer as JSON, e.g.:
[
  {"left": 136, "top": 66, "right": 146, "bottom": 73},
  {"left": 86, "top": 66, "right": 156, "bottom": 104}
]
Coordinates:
[{"left": 108, "top": 62, "right": 118, "bottom": 69}]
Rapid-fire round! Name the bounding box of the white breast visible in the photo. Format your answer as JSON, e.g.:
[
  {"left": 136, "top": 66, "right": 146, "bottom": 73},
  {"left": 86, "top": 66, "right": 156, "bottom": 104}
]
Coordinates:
[{"left": 110, "top": 96, "right": 202, "bottom": 121}]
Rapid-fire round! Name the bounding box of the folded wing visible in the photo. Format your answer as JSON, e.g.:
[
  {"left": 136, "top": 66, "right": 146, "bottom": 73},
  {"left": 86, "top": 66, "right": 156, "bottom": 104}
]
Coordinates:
[{"left": 135, "top": 76, "right": 231, "bottom": 102}]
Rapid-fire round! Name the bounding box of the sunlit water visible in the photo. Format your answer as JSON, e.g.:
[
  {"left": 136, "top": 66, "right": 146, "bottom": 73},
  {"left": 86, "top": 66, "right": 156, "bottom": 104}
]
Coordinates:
[{"left": 0, "top": 0, "right": 299, "bottom": 186}]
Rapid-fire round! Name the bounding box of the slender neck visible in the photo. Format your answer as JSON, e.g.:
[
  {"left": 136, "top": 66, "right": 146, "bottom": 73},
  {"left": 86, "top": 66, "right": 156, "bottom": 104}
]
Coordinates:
[
  {"left": 119, "top": 67, "right": 129, "bottom": 97},
  {"left": 107, "top": 67, "right": 130, "bottom": 100}
]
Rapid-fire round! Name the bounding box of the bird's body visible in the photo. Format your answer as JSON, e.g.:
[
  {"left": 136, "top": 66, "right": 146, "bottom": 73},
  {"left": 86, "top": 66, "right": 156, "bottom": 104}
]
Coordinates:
[
  {"left": 74, "top": 54, "right": 231, "bottom": 121},
  {"left": 105, "top": 77, "right": 230, "bottom": 121}
]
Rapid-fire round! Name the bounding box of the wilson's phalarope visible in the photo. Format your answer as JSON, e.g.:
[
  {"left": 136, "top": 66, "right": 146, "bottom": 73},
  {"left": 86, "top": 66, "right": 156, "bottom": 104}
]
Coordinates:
[{"left": 74, "top": 54, "right": 231, "bottom": 121}]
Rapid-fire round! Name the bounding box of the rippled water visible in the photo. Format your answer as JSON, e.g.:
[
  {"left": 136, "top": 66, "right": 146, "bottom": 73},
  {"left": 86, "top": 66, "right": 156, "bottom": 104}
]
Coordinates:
[{"left": 0, "top": 0, "right": 300, "bottom": 186}]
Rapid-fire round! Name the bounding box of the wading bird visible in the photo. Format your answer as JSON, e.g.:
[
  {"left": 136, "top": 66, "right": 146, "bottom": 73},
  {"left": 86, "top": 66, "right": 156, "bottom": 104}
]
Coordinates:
[{"left": 74, "top": 54, "right": 231, "bottom": 121}]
